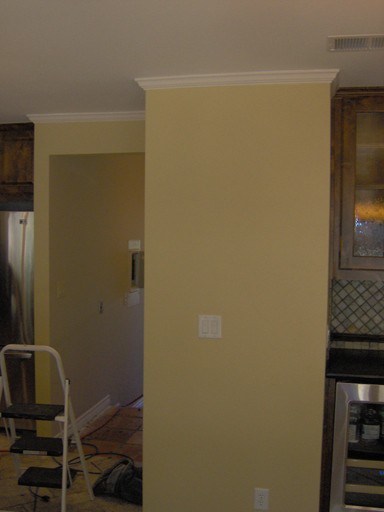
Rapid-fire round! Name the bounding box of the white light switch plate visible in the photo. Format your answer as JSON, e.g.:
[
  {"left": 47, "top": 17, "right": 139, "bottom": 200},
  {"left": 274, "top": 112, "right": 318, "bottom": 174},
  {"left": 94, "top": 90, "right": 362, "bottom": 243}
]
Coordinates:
[
  {"left": 128, "top": 239, "right": 141, "bottom": 251},
  {"left": 128, "top": 290, "right": 140, "bottom": 308},
  {"left": 198, "top": 315, "right": 222, "bottom": 338}
]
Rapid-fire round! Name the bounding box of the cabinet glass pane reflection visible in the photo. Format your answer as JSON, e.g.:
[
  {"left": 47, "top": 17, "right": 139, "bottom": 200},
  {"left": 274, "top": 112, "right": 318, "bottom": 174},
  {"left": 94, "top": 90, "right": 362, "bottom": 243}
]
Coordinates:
[{"left": 354, "top": 112, "right": 384, "bottom": 257}]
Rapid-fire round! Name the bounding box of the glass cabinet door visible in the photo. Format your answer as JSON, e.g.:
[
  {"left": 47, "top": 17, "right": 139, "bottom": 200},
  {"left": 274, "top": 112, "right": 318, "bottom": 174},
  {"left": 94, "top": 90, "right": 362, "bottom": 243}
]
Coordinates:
[
  {"left": 354, "top": 112, "right": 384, "bottom": 257},
  {"left": 339, "top": 94, "right": 384, "bottom": 271}
]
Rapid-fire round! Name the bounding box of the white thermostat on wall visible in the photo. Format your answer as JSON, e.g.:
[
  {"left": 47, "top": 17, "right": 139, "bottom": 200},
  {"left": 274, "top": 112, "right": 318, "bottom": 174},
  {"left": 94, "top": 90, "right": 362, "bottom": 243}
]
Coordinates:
[{"left": 128, "top": 239, "right": 141, "bottom": 251}]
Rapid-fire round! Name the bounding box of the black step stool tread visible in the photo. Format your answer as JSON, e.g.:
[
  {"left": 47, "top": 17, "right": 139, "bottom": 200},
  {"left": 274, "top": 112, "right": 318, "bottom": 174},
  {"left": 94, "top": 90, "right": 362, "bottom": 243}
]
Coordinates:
[
  {"left": 18, "top": 466, "right": 77, "bottom": 489},
  {"left": 11, "top": 436, "right": 68, "bottom": 456},
  {"left": 0, "top": 403, "right": 64, "bottom": 420}
]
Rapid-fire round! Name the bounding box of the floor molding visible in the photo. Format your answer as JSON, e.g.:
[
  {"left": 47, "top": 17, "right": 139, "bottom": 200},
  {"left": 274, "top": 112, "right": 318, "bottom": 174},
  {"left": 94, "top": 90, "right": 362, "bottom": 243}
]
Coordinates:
[{"left": 130, "top": 396, "right": 143, "bottom": 408}]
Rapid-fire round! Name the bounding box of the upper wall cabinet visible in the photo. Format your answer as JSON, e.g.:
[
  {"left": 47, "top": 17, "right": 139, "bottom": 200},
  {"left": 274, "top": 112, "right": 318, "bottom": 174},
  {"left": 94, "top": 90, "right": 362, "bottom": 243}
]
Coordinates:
[
  {"left": 332, "top": 88, "right": 384, "bottom": 280},
  {"left": 0, "top": 123, "right": 34, "bottom": 203}
]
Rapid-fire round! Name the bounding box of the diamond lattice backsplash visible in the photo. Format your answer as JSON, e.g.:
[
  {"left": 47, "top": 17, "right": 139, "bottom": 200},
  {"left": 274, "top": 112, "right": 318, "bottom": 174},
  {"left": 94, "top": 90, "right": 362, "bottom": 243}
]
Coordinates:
[{"left": 330, "top": 279, "right": 384, "bottom": 334}]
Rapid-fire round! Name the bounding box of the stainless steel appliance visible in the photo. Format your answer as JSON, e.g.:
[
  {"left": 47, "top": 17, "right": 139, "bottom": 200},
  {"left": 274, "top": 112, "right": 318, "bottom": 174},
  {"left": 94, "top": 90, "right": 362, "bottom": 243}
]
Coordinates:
[
  {"left": 0, "top": 210, "right": 35, "bottom": 422},
  {"left": 330, "top": 381, "right": 384, "bottom": 511}
]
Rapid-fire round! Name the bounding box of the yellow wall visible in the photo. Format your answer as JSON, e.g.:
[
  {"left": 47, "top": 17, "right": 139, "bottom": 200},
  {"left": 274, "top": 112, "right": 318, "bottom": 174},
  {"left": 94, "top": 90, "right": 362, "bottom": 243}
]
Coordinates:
[
  {"left": 143, "top": 83, "right": 331, "bottom": 511},
  {"left": 34, "top": 121, "right": 145, "bottom": 413}
]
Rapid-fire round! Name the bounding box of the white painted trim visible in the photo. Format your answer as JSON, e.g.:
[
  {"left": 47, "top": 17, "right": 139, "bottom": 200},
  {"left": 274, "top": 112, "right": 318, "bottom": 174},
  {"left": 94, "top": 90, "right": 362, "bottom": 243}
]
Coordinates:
[
  {"left": 135, "top": 69, "right": 340, "bottom": 91},
  {"left": 27, "top": 111, "right": 145, "bottom": 123},
  {"left": 56, "top": 394, "right": 111, "bottom": 439},
  {"left": 331, "top": 73, "right": 340, "bottom": 98},
  {"left": 130, "top": 396, "right": 143, "bottom": 408}
]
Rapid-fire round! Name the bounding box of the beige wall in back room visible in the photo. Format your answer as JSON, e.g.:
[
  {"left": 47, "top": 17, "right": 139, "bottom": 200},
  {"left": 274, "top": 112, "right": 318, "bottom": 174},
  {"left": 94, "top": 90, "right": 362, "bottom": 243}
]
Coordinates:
[
  {"left": 33, "top": 121, "right": 145, "bottom": 423},
  {"left": 143, "top": 82, "right": 331, "bottom": 512}
]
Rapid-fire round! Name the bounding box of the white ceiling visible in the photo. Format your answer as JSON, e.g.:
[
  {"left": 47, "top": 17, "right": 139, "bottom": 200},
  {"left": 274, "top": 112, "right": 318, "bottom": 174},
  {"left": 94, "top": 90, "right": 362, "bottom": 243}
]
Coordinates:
[{"left": 1, "top": 0, "right": 384, "bottom": 124}]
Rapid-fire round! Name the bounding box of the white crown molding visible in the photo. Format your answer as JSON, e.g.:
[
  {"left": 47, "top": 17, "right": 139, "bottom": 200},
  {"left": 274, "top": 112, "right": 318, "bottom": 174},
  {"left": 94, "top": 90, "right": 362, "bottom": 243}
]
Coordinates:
[
  {"left": 27, "top": 111, "right": 145, "bottom": 123},
  {"left": 26, "top": 70, "right": 340, "bottom": 124},
  {"left": 136, "top": 69, "right": 339, "bottom": 92}
]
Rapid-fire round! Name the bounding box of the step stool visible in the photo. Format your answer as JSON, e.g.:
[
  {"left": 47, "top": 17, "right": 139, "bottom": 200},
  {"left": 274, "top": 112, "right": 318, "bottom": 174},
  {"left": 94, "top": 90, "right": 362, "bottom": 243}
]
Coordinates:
[{"left": 0, "top": 344, "right": 94, "bottom": 512}]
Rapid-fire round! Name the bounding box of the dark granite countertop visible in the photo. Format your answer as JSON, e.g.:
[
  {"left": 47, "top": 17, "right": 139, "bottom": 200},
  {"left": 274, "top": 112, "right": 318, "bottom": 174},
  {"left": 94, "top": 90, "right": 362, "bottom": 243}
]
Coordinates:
[{"left": 326, "top": 348, "right": 384, "bottom": 379}]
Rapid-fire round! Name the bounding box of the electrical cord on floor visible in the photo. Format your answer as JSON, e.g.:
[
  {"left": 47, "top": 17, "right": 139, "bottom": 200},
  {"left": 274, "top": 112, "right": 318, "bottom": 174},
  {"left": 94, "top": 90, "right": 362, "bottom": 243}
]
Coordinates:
[
  {"left": 51, "top": 442, "right": 135, "bottom": 475},
  {"left": 29, "top": 486, "right": 50, "bottom": 512},
  {"left": 0, "top": 407, "right": 141, "bottom": 509},
  {"left": 29, "top": 486, "right": 50, "bottom": 502}
]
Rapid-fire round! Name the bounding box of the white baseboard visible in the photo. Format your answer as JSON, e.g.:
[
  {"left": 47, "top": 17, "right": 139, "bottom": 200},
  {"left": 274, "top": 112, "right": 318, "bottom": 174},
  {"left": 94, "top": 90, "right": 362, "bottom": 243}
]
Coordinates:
[
  {"left": 75, "top": 395, "right": 112, "bottom": 431},
  {"left": 56, "top": 395, "right": 111, "bottom": 438}
]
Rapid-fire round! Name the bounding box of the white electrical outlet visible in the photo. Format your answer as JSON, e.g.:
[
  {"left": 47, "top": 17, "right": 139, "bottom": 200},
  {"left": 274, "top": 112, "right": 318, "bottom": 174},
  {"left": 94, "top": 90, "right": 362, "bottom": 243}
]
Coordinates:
[{"left": 254, "top": 488, "right": 269, "bottom": 510}]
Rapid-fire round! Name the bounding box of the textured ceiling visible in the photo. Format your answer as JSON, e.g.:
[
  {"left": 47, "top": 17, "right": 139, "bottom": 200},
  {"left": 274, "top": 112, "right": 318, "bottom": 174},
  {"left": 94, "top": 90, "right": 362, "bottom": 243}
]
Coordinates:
[{"left": 1, "top": 0, "right": 384, "bottom": 123}]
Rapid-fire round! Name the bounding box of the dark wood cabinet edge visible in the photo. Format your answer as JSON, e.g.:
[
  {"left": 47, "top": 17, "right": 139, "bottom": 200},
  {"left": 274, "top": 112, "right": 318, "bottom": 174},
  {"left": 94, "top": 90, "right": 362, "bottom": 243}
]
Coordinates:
[
  {"left": 0, "top": 183, "right": 33, "bottom": 202},
  {"left": 334, "top": 87, "right": 384, "bottom": 98},
  {"left": 319, "top": 377, "right": 336, "bottom": 512},
  {"left": 330, "top": 96, "right": 342, "bottom": 280},
  {"left": 333, "top": 268, "right": 384, "bottom": 281},
  {"left": 0, "top": 122, "right": 34, "bottom": 133},
  {"left": 0, "top": 122, "right": 34, "bottom": 204}
]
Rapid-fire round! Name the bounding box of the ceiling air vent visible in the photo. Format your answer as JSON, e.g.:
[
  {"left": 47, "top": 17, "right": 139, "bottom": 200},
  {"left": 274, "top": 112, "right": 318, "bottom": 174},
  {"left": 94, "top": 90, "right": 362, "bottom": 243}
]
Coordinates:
[{"left": 328, "top": 35, "right": 384, "bottom": 52}]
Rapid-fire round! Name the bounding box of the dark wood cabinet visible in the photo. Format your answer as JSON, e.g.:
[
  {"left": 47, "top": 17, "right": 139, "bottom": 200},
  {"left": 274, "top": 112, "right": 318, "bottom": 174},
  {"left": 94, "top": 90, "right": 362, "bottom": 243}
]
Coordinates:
[
  {"left": 332, "top": 88, "right": 384, "bottom": 280},
  {"left": 0, "top": 123, "right": 34, "bottom": 203},
  {"left": 323, "top": 87, "right": 384, "bottom": 510}
]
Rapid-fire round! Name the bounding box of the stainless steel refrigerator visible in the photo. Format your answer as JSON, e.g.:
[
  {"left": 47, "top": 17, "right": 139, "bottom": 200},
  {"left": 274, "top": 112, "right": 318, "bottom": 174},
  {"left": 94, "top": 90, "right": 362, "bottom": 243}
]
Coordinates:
[{"left": 0, "top": 211, "right": 35, "bottom": 424}]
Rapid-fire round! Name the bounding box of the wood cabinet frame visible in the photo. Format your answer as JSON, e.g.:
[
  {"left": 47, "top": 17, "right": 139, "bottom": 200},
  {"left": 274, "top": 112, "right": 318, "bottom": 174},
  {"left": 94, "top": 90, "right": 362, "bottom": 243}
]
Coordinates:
[
  {"left": 332, "top": 88, "right": 384, "bottom": 280},
  {"left": 0, "top": 123, "right": 34, "bottom": 203}
]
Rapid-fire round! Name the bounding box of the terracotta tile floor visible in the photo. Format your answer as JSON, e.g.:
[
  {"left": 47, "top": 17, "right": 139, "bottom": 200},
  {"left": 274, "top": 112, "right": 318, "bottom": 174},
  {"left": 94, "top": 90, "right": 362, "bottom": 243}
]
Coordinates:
[{"left": 0, "top": 404, "right": 143, "bottom": 511}]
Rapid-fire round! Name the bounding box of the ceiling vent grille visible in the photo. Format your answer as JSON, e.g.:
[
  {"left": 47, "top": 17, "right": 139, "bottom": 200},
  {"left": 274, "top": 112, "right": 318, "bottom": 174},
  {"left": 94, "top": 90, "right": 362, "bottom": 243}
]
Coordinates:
[{"left": 328, "top": 35, "right": 384, "bottom": 52}]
